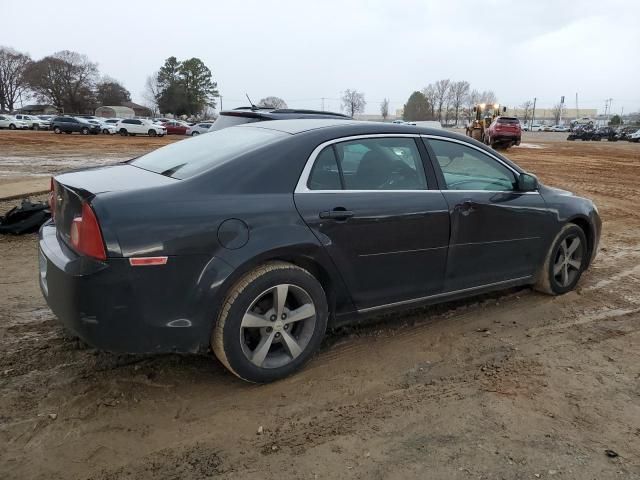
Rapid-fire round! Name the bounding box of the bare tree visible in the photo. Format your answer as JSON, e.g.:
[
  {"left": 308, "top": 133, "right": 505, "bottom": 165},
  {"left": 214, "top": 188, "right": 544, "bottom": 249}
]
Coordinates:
[
  {"left": 24, "top": 50, "right": 98, "bottom": 113},
  {"left": 258, "top": 96, "right": 287, "bottom": 109},
  {"left": 433, "top": 79, "right": 451, "bottom": 123},
  {"left": 341, "top": 89, "right": 366, "bottom": 117},
  {"left": 551, "top": 103, "right": 563, "bottom": 124},
  {"left": 520, "top": 100, "right": 533, "bottom": 125},
  {"left": 380, "top": 97, "right": 389, "bottom": 121},
  {"left": 421, "top": 84, "right": 437, "bottom": 120},
  {"left": 0, "top": 46, "right": 31, "bottom": 112},
  {"left": 449, "top": 81, "right": 470, "bottom": 126},
  {"left": 462, "top": 89, "right": 480, "bottom": 123},
  {"left": 479, "top": 90, "right": 497, "bottom": 105},
  {"left": 142, "top": 72, "right": 161, "bottom": 113}
]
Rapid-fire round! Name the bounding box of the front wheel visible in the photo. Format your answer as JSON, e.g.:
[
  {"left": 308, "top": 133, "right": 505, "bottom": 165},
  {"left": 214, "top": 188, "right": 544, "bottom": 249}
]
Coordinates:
[
  {"left": 119, "top": 128, "right": 128, "bottom": 136},
  {"left": 54, "top": 127, "right": 62, "bottom": 134},
  {"left": 535, "top": 224, "right": 588, "bottom": 295},
  {"left": 9, "top": 123, "right": 16, "bottom": 130},
  {"left": 212, "top": 262, "right": 328, "bottom": 383},
  {"left": 81, "top": 127, "right": 89, "bottom": 135},
  {"left": 191, "top": 131, "right": 200, "bottom": 136},
  {"left": 148, "top": 129, "right": 157, "bottom": 137}
]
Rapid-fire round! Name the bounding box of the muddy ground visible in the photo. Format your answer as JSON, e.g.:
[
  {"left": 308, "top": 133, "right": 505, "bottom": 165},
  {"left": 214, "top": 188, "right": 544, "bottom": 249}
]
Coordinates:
[{"left": 1, "top": 131, "right": 639, "bottom": 479}]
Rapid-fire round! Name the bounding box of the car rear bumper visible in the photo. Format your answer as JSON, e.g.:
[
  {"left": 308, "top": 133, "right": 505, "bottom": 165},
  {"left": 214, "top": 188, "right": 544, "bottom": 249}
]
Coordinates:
[{"left": 39, "top": 222, "right": 234, "bottom": 354}]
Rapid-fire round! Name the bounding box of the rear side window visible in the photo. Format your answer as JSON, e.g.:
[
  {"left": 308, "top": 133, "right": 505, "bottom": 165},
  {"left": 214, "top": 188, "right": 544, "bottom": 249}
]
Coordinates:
[
  {"left": 307, "top": 137, "right": 427, "bottom": 191},
  {"left": 131, "top": 126, "right": 286, "bottom": 179}
]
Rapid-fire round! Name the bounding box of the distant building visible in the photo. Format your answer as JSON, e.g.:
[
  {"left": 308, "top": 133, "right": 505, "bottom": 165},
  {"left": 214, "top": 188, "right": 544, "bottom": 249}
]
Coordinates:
[
  {"left": 506, "top": 107, "right": 597, "bottom": 125},
  {"left": 95, "top": 105, "right": 136, "bottom": 118},
  {"left": 16, "top": 104, "right": 59, "bottom": 115},
  {"left": 121, "top": 102, "right": 152, "bottom": 118}
]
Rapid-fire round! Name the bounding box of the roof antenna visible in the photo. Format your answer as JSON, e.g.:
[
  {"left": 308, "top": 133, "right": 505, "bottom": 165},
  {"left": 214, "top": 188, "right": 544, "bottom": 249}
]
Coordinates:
[{"left": 246, "top": 93, "right": 257, "bottom": 110}]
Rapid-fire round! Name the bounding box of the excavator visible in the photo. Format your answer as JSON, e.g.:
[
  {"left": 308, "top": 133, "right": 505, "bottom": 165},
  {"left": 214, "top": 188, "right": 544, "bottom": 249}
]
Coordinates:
[{"left": 465, "top": 103, "right": 506, "bottom": 142}]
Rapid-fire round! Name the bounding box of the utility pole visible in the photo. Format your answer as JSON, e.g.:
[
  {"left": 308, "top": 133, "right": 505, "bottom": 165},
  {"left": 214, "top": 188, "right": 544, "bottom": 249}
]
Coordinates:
[
  {"left": 321, "top": 97, "right": 325, "bottom": 111},
  {"left": 560, "top": 95, "right": 564, "bottom": 125},
  {"left": 575, "top": 93, "right": 579, "bottom": 120},
  {"left": 531, "top": 97, "right": 537, "bottom": 129}
]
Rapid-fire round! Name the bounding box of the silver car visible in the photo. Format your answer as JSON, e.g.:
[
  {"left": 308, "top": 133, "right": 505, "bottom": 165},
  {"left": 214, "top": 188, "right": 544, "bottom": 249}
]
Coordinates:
[{"left": 186, "top": 122, "right": 214, "bottom": 136}]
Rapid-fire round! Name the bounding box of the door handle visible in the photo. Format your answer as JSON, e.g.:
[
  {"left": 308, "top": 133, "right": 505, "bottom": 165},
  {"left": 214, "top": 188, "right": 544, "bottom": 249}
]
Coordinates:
[
  {"left": 459, "top": 200, "right": 475, "bottom": 216},
  {"left": 319, "top": 208, "right": 354, "bottom": 220}
]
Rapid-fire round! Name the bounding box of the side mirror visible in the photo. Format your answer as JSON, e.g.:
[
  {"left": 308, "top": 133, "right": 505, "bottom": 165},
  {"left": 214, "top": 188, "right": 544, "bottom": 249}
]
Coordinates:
[{"left": 517, "top": 172, "right": 538, "bottom": 192}]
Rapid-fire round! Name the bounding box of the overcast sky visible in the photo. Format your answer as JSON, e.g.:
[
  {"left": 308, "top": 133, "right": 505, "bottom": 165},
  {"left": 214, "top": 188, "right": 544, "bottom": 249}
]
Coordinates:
[{"left": 2, "top": 0, "right": 639, "bottom": 115}]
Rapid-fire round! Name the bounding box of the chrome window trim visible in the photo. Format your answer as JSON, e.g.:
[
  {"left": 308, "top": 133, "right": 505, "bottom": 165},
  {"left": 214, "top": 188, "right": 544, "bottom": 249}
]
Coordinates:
[{"left": 294, "top": 133, "right": 425, "bottom": 194}]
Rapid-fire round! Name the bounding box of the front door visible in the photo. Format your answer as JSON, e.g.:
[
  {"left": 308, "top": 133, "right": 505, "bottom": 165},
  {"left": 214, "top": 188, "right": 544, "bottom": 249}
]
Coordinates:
[
  {"left": 294, "top": 135, "right": 450, "bottom": 311},
  {"left": 424, "top": 137, "right": 553, "bottom": 292}
]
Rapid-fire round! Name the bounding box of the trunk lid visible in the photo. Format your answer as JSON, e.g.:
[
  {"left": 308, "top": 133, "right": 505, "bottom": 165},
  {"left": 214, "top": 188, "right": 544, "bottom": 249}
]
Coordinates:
[{"left": 52, "top": 164, "right": 178, "bottom": 246}]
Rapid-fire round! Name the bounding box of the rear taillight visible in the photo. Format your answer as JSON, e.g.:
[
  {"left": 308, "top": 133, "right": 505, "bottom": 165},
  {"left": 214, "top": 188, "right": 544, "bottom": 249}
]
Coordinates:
[
  {"left": 48, "top": 177, "right": 56, "bottom": 221},
  {"left": 70, "top": 202, "right": 106, "bottom": 260}
]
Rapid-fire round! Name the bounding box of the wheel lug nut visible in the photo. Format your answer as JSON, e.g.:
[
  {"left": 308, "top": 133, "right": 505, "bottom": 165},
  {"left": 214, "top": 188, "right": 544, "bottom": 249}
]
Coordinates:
[
  {"left": 266, "top": 327, "right": 273, "bottom": 333},
  {"left": 281, "top": 314, "right": 287, "bottom": 320},
  {"left": 275, "top": 332, "right": 281, "bottom": 338},
  {"left": 270, "top": 315, "right": 276, "bottom": 321},
  {"left": 284, "top": 325, "right": 289, "bottom": 330}
]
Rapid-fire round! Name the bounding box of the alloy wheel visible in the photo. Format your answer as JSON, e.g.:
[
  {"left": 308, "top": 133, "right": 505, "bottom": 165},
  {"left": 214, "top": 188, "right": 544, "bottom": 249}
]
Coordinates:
[
  {"left": 553, "top": 235, "right": 583, "bottom": 287},
  {"left": 240, "top": 284, "right": 317, "bottom": 369}
]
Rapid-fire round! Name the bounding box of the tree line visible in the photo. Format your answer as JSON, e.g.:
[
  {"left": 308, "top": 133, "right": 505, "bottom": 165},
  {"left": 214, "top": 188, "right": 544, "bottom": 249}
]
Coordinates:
[
  {"left": 0, "top": 45, "right": 219, "bottom": 117},
  {"left": 403, "top": 80, "right": 497, "bottom": 125}
]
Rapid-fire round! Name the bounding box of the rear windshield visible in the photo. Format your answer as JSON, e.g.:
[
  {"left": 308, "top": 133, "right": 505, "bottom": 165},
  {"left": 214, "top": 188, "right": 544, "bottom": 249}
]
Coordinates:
[
  {"left": 497, "top": 117, "right": 520, "bottom": 124},
  {"left": 130, "top": 126, "right": 286, "bottom": 179},
  {"left": 209, "top": 114, "right": 263, "bottom": 131}
]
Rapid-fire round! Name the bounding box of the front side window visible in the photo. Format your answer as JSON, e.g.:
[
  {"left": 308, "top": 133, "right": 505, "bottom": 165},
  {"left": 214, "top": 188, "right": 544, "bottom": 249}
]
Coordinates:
[
  {"left": 427, "top": 139, "right": 516, "bottom": 191},
  {"left": 307, "top": 137, "right": 427, "bottom": 191}
]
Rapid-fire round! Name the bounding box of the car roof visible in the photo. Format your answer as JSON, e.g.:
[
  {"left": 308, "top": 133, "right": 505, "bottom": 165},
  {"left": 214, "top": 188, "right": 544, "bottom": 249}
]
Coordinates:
[{"left": 237, "top": 118, "right": 460, "bottom": 137}]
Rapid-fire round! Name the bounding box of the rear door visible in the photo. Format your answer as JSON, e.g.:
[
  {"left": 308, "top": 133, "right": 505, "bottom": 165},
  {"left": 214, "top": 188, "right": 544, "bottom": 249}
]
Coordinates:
[
  {"left": 423, "top": 136, "right": 552, "bottom": 291},
  {"left": 294, "top": 135, "right": 450, "bottom": 311}
]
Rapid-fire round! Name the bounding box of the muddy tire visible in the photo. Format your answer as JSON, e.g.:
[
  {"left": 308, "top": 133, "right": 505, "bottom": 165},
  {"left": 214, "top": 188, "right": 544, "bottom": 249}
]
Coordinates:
[
  {"left": 212, "top": 261, "right": 328, "bottom": 383},
  {"left": 535, "top": 223, "right": 588, "bottom": 295},
  {"left": 54, "top": 126, "right": 62, "bottom": 134}
]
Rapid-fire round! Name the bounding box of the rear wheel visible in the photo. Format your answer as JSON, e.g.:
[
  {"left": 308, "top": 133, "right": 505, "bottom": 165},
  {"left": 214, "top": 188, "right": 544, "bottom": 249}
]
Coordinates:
[
  {"left": 535, "top": 224, "right": 587, "bottom": 295},
  {"left": 212, "top": 262, "right": 328, "bottom": 383},
  {"left": 54, "top": 126, "right": 62, "bottom": 134},
  {"left": 102, "top": 128, "right": 110, "bottom": 135},
  {"left": 191, "top": 131, "right": 200, "bottom": 136},
  {"left": 9, "top": 123, "right": 16, "bottom": 130},
  {"left": 148, "top": 129, "right": 157, "bottom": 137},
  {"left": 81, "top": 127, "right": 89, "bottom": 135},
  {"left": 119, "top": 128, "right": 128, "bottom": 136}
]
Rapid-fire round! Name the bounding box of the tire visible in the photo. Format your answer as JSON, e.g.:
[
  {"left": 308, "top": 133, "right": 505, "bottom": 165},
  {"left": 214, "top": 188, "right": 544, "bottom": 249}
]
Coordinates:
[
  {"left": 81, "top": 127, "right": 89, "bottom": 135},
  {"left": 33, "top": 124, "right": 40, "bottom": 131},
  {"left": 148, "top": 129, "right": 157, "bottom": 137},
  {"left": 191, "top": 131, "right": 200, "bottom": 136},
  {"left": 102, "top": 129, "right": 109, "bottom": 135},
  {"left": 54, "top": 127, "right": 62, "bottom": 134},
  {"left": 9, "top": 123, "right": 16, "bottom": 130},
  {"left": 212, "top": 261, "right": 328, "bottom": 383},
  {"left": 535, "top": 223, "right": 588, "bottom": 295},
  {"left": 119, "top": 128, "right": 128, "bottom": 136}
]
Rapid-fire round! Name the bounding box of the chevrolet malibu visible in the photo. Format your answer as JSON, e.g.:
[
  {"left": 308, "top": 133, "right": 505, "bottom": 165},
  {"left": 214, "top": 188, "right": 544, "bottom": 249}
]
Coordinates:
[{"left": 39, "top": 119, "right": 601, "bottom": 383}]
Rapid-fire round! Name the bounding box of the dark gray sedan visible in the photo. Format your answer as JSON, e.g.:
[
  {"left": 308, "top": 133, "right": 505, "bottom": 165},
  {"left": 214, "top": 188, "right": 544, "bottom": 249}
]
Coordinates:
[{"left": 39, "top": 119, "right": 601, "bottom": 382}]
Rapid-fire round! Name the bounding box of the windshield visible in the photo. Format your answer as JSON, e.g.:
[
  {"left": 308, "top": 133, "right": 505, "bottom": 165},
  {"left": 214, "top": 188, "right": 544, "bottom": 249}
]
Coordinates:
[
  {"left": 130, "top": 126, "right": 287, "bottom": 179},
  {"left": 209, "top": 114, "right": 262, "bottom": 131}
]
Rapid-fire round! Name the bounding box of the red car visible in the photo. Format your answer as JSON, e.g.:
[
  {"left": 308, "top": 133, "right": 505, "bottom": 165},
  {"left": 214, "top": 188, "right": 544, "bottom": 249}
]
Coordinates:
[
  {"left": 485, "top": 116, "right": 521, "bottom": 149},
  {"left": 162, "top": 120, "right": 189, "bottom": 135}
]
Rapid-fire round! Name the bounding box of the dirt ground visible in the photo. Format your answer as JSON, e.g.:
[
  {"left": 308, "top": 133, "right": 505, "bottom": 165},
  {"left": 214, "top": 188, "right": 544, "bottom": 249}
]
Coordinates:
[{"left": 1, "top": 130, "right": 640, "bottom": 479}]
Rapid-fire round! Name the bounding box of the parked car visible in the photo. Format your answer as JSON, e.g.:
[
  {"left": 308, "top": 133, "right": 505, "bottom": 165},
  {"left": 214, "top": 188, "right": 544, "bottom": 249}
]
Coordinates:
[
  {"left": 485, "top": 116, "right": 521, "bottom": 149},
  {"left": 529, "top": 124, "right": 543, "bottom": 132},
  {"left": 186, "top": 122, "right": 214, "bottom": 136},
  {"left": 102, "top": 118, "right": 122, "bottom": 126},
  {"left": 0, "top": 114, "right": 29, "bottom": 130},
  {"left": 51, "top": 116, "right": 101, "bottom": 135},
  {"left": 40, "top": 120, "right": 601, "bottom": 383},
  {"left": 567, "top": 125, "right": 601, "bottom": 141},
  {"left": 592, "top": 126, "right": 619, "bottom": 142},
  {"left": 629, "top": 129, "right": 640, "bottom": 143},
  {"left": 116, "top": 118, "right": 166, "bottom": 137},
  {"left": 209, "top": 107, "right": 350, "bottom": 131},
  {"left": 551, "top": 125, "right": 569, "bottom": 132},
  {"left": 87, "top": 119, "right": 117, "bottom": 135},
  {"left": 162, "top": 120, "right": 190, "bottom": 135},
  {"left": 14, "top": 114, "right": 50, "bottom": 130},
  {"left": 617, "top": 126, "right": 639, "bottom": 141},
  {"left": 541, "top": 125, "right": 554, "bottom": 132}
]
